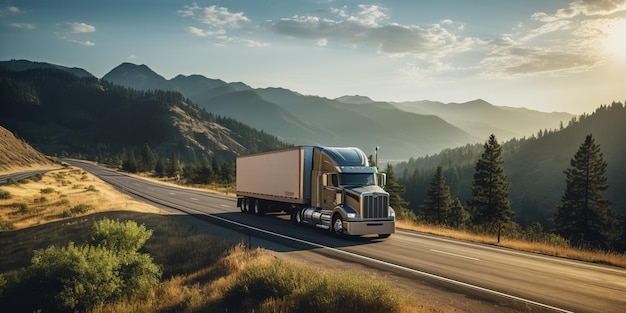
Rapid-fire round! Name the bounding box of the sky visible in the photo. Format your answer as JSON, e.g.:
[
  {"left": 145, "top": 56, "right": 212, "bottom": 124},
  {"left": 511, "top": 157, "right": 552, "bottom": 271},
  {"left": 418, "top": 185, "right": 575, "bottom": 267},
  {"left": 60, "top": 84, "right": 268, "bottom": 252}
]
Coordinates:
[{"left": 1, "top": 0, "right": 625, "bottom": 114}]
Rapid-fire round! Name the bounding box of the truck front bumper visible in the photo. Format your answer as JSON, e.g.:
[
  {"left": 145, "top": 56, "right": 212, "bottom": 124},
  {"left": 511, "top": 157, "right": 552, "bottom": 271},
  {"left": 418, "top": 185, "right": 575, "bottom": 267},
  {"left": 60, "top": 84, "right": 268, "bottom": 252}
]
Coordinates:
[{"left": 344, "top": 220, "right": 395, "bottom": 236}]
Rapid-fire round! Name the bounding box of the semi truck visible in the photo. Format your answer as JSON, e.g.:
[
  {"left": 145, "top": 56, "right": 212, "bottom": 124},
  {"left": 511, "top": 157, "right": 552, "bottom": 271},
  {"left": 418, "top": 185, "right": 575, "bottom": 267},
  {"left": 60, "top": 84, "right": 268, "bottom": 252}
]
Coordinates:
[{"left": 236, "top": 146, "right": 395, "bottom": 238}]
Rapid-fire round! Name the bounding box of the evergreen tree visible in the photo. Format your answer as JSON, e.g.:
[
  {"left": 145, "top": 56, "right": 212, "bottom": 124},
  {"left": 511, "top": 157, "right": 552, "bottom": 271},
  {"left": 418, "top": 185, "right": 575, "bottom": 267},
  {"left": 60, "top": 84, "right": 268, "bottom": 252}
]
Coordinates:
[
  {"left": 383, "top": 163, "right": 415, "bottom": 220},
  {"left": 420, "top": 166, "right": 453, "bottom": 225},
  {"left": 154, "top": 158, "right": 166, "bottom": 178},
  {"left": 122, "top": 149, "right": 139, "bottom": 173},
  {"left": 218, "top": 160, "right": 235, "bottom": 184},
  {"left": 449, "top": 198, "right": 469, "bottom": 228},
  {"left": 553, "top": 134, "right": 618, "bottom": 249},
  {"left": 468, "top": 134, "right": 513, "bottom": 232},
  {"left": 139, "top": 143, "right": 157, "bottom": 173},
  {"left": 194, "top": 156, "right": 214, "bottom": 184},
  {"left": 167, "top": 153, "right": 182, "bottom": 179}
]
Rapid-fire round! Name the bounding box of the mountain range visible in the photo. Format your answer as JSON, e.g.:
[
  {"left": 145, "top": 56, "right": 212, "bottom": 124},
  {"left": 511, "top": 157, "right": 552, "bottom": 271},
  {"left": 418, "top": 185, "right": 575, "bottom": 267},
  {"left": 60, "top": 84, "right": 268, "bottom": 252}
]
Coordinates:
[
  {"left": 101, "top": 62, "right": 573, "bottom": 162},
  {"left": 0, "top": 61, "right": 288, "bottom": 163}
]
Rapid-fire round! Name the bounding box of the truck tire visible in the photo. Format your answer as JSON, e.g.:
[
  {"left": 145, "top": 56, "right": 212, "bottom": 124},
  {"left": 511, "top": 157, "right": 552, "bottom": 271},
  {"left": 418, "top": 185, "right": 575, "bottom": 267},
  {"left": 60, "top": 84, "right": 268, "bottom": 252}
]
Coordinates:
[
  {"left": 331, "top": 214, "right": 344, "bottom": 236},
  {"left": 291, "top": 207, "right": 303, "bottom": 225},
  {"left": 253, "top": 199, "right": 263, "bottom": 216},
  {"left": 243, "top": 198, "right": 250, "bottom": 214}
]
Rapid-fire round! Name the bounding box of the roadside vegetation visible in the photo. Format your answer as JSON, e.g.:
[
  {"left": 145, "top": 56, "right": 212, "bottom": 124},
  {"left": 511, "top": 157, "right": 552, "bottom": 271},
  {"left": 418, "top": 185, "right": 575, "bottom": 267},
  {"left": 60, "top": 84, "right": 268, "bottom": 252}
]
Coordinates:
[{"left": 0, "top": 168, "right": 423, "bottom": 313}]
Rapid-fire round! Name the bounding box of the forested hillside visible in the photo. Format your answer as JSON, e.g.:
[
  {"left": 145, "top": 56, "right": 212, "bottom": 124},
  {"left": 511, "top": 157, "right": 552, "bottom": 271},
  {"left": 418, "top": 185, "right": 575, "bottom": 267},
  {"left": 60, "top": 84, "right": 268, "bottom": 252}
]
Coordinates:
[
  {"left": 0, "top": 67, "right": 289, "bottom": 164},
  {"left": 396, "top": 102, "right": 626, "bottom": 228}
]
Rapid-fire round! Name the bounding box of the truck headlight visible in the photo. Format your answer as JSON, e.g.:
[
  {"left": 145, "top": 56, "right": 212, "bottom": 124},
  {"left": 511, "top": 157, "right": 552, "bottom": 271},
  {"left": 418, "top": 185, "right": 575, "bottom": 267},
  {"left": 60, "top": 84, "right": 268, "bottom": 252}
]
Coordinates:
[
  {"left": 389, "top": 207, "right": 395, "bottom": 217},
  {"left": 347, "top": 213, "right": 356, "bottom": 219}
]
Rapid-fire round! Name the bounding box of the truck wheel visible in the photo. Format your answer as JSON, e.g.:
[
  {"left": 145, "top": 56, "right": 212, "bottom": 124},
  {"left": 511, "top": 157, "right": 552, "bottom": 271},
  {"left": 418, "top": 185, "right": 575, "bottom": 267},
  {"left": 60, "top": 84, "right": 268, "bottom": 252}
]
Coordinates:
[
  {"left": 292, "top": 208, "right": 303, "bottom": 225},
  {"left": 240, "top": 199, "right": 247, "bottom": 213},
  {"left": 331, "top": 214, "right": 344, "bottom": 236},
  {"left": 253, "top": 199, "right": 263, "bottom": 216},
  {"left": 243, "top": 198, "right": 250, "bottom": 214}
]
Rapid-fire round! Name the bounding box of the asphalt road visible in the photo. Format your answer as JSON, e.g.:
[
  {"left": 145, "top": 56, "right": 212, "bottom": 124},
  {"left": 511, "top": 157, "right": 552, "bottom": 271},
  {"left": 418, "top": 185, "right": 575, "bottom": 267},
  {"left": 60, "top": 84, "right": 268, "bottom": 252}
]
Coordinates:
[
  {"left": 68, "top": 160, "right": 626, "bottom": 313},
  {"left": 0, "top": 169, "right": 53, "bottom": 185}
]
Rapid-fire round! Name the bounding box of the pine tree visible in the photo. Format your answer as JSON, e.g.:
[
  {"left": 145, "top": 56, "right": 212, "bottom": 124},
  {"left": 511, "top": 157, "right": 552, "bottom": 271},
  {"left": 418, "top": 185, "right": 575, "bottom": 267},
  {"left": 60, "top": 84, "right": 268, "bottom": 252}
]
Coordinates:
[
  {"left": 420, "top": 166, "right": 453, "bottom": 225},
  {"left": 383, "top": 163, "right": 415, "bottom": 221},
  {"left": 449, "top": 198, "right": 469, "bottom": 228},
  {"left": 122, "top": 149, "right": 138, "bottom": 173},
  {"left": 139, "top": 143, "right": 157, "bottom": 173},
  {"left": 154, "top": 158, "right": 166, "bottom": 178},
  {"left": 167, "top": 153, "right": 182, "bottom": 179},
  {"left": 468, "top": 134, "right": 513, "bottom": 233},
  {"left": 553, "top": 134, "right": 617, "bottom": 249}
]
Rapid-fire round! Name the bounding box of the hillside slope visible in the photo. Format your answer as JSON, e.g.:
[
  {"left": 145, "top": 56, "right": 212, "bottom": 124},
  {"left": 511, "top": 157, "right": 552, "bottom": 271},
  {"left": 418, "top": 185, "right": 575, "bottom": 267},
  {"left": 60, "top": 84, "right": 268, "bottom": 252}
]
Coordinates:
[
  {"left": 0, "top": 126, "right": 54, "bottom": 173},
  {"left": 0, "top": 67, "right": 289, "bottom": 163}
]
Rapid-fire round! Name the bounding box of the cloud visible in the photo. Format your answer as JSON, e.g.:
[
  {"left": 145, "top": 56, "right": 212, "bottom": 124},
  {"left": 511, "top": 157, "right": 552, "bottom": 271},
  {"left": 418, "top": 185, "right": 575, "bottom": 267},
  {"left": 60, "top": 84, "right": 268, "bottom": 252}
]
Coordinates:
[
  {"left": 56, "top": 22, "right": 96, "bottom": 46},
  {"left": 0, "top": 5, "right": 21, "bottom": 16},
  {"left": 479, "top": 0, "right": 626, "bottom": 77},
  {"left": 63, "top": 38, "right": 95, "bottom": 46},
  {"left": 178, "top": 4, "right": 250, "bottom": 30},
  {"left": 178, "top": 4, "right": 267, "bottom": 47},
  {"left": 268, "top": 5, "right": 475, "bottom": 58},
  {"left": 532, "top": 0, "right": 626, "bottom": 22},
  {"left": 10, "top": 23, "right": 36, "bottom": 30},
  {"left": 64, "top": 22, "right": 96, "bottom": 33}
]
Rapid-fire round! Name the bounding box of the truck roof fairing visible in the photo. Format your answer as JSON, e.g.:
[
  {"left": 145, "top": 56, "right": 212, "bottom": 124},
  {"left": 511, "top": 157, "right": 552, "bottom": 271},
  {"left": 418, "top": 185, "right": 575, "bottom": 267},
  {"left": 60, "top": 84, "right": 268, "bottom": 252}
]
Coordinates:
[{"left": 318, "top": 146, "right": 370, "bottom": 167}]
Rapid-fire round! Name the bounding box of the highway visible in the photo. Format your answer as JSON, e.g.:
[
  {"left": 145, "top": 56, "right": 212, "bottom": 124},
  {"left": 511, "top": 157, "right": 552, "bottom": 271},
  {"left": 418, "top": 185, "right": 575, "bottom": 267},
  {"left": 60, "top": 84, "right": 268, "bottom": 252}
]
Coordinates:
[{"left": 68, "top": 160, "right": 626, "bottom": 313}]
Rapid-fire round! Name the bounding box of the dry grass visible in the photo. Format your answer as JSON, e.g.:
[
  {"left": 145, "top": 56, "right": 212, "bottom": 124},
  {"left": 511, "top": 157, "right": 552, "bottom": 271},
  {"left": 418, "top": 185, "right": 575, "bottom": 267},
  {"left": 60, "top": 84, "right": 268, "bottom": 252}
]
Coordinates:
[
  {"left": 0, "top": 126, "right": 55, "bottom": 174},
  {"left": 396, "top": 220, "right": 626, "bottom": 268},
  {"left": 0, "top": 168, "right": 162, "bottom": 230},
  {"left": 1, "top": 167, "right": 428, "bottom": 313}
]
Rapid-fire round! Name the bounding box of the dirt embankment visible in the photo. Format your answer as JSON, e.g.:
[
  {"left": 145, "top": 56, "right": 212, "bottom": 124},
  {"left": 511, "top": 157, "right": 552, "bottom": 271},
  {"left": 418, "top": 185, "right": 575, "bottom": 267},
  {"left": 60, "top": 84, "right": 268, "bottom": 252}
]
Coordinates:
[{"left": 0, "top": 126, "right": 56, "bottom": 174}]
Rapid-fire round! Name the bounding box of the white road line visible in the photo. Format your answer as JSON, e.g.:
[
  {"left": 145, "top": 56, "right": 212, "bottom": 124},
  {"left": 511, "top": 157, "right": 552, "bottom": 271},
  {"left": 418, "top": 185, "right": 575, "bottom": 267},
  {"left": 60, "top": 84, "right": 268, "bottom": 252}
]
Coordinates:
[
  {"left": 220, "top": 204, "right": 230, "bottom": 208},
  {"left": 190, "top": 198, "right": 198, "bottom": 201},
  {"left": 431, "top": 249, "right": 480, "bottom": 261}
]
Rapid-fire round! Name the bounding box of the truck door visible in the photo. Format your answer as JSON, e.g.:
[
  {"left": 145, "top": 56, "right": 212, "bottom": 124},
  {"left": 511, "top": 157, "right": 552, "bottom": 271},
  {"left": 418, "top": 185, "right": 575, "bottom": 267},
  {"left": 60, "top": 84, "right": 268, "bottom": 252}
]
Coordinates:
[{"left": 321, "top": 173, "right": 340, "bottom": 210}]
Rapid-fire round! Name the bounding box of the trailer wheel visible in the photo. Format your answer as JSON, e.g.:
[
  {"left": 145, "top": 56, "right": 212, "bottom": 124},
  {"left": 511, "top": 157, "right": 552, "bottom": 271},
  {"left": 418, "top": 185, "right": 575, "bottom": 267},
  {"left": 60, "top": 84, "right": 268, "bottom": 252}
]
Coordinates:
[
  {"left": 243, "top": 198, "right": 250, "bottom": 214},
  {"left": 253, "top": 199, "right": 263, "bottom": 216},
  {"left": 331, "top": 214, "right": 344, "bottom": 236},
  {"left": 240, "top": 198, "right": 247, "bottom": 213}
]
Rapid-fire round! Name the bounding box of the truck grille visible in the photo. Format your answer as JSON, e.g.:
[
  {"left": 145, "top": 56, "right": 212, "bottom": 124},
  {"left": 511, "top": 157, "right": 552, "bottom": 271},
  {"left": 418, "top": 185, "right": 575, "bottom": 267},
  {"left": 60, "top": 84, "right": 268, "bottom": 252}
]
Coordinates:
[{"left": 362, "top": 195, "right": 389, "bottom": 219}]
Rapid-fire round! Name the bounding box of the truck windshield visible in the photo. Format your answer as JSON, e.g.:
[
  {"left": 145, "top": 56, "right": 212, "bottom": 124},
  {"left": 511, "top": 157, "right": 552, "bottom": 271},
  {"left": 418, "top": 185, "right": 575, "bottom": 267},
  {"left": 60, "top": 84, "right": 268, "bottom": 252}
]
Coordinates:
[{"left": 339, "top": 173, "right": 376, "bottom": 186}]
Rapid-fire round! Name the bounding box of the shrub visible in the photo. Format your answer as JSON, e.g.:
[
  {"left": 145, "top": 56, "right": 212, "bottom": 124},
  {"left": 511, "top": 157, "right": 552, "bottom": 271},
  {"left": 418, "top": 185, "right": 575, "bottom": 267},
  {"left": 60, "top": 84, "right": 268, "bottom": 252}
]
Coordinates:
[
  {"left": 85, "top": 185, "right": 98, "bottom": 192},
  {"left": 225, "top": 259, "right": 305, "bottom": 310},
  {"left": 11, "top": 202, "right": 28, "bottom": 213},
  {"left": 70, "top": 204, "right": 93, "bottom": 215},
  {"left": 5, "top": 178, "right": 17, "bottom": 185},
  {"left": 0, "top": 219, "right": 14, "bottom": 231},
  {"left": 6, "top": 219, "right": 162, "bottom": 312},
  {"left": 33, "top": 196, "right": 47, "bottom": 204},
  {"left": 40, "top": 188, "right": 55, "bottom": 194},
  {"left": 0, "top": 189, "right": 11, "bottom": 200},
  {"left": 89, "top": 218, "right": 152, "bottom": 253}
]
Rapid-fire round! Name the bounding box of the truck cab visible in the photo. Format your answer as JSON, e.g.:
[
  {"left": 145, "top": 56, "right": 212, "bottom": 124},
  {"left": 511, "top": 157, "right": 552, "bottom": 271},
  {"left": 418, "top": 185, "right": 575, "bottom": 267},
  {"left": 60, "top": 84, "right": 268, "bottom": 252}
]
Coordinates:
[{"left": 299, "top": 146, "right": 395, "bottom": 238}]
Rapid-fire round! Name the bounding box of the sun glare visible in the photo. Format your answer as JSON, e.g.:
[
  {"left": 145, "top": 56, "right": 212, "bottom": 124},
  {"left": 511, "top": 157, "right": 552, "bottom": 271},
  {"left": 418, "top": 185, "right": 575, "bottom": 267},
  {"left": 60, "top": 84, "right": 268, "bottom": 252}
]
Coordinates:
[{"left": 603, "top": 19, "right": 626, "bottom": 63}]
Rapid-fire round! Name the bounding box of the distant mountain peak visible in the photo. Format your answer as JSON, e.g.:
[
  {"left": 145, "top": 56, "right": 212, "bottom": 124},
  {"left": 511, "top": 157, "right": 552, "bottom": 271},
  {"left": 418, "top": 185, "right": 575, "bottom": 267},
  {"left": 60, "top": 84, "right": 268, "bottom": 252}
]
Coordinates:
[
  {"left": 335, "top": 95, "right": 374, "bottom": 104},
  {"left": 103, "top": 62, "right": 174, "bottom": 91}
]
